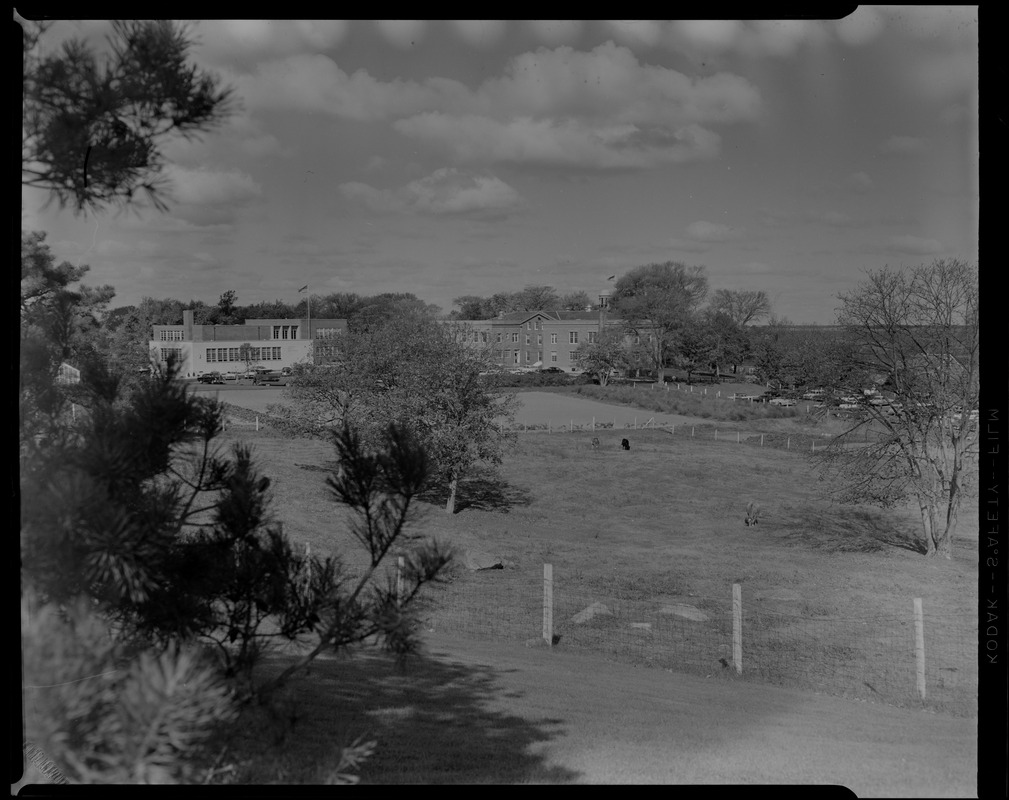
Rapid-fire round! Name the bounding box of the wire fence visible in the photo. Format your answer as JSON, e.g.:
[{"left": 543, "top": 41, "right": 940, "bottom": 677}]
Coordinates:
[{"left": 416, "top": 564, "right": 977, "bottom": 718}]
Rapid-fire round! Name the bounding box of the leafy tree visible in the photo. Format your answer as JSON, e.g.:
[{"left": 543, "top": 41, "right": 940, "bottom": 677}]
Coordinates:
[
  {"left": 611, "top": 261, "right": 709, "bottom": 383},
  {"left": 815, "top": 259, "right": 979, "bottom": 558},
  {"left": 709, "top": 289, "right": 772, "bottom": 326},
  {"left": 573, "top": 328, "right": 628, "bottom": 386},
  {"left": 22, "top": 19, "right": 234, "bottom": 213},
  {"left": 285, "top": 316, "right": 518, "bottom": 513},
  {"left": 675, "top": 317, "right": 718, "bottom": 383},
  {"left": 451, "top": 294, "right": 492, "bottom": 319},
  {"left": 216, "top": 290, "right": 239, "bottom": 324},
  {"left": 699, "top": 311, "right": 749, "bottom": 377},
  {"left": 560, "top": 290, "right": 594, "bottom": 311},
  {"left": 512, "top": 284, "right": 560, "bottom": 312}
]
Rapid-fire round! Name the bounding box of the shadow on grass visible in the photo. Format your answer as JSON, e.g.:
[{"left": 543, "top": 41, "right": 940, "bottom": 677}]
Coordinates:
[
  {"left": 420, "top": 473, "right": 533, "bottom": 514},
  {"left": 215, "top": 648, "right": 578, "bottom": 784},
  {"left": 777, "top": 506, "right": 926, "bottom": 555}
]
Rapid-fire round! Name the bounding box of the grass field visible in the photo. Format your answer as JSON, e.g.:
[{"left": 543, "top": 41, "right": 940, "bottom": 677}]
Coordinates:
[{"left": 199, "top": 388, "right": 978, "bottom": 784}]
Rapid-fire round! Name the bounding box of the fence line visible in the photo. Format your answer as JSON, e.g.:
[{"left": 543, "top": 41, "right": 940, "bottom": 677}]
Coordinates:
[{"left": 421, "top": 566, "right": 977, "bottom": 718}]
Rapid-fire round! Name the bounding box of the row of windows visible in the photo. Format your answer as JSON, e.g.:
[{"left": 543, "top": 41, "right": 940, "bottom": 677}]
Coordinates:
[
  {"left": 206, "top": 347, "right": 283, "bottom": 363},
  {"left": 497, "top": 350, "right": 573, "bottom": 363},
  {"left": 314, "top": 328, "right": 341, "bottom": 339},
  {"left": 272, "top": 325, "right": 298, "bottom": 340},
  {"left": 161, "top": 347, "right": 182, "bottom": 362},
  {"left": 159, "top": 330, "right": 184, "bottom": 341}
]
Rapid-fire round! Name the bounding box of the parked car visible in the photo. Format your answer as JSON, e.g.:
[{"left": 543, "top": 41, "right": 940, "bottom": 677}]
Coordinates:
[
  {"left": 281, "top": 366, "right": 293, "bottom": 376},
  {"left": 768, "top": 397, "right": 796, "bottom": 407},
  {"left": 541, "top": 367, "right": 564, "bottom": 374},
  {"left": 197, "top": 372, "right": 224, "bottom": 385},
  {"left": 801, "top": 389, "right": 825, "bottom": 400}
]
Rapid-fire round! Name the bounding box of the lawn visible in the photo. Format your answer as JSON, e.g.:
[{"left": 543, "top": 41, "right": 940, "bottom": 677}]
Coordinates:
[{"left": 198, "top": 389, "right": 979, "bottom": 784}]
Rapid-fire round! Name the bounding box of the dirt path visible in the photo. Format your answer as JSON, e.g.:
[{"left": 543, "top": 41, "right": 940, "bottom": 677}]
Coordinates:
[{"left": 417, "top": 633, "right": 976, "bottom": 792}]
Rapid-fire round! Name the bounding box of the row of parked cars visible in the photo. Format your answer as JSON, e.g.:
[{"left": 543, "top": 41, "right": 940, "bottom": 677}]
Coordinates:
[{"left": 197, "top": 366, "right": 293, "bottom": 385}]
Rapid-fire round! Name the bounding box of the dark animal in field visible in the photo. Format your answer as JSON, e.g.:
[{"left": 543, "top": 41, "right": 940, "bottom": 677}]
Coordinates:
[
  {"left": 745, "top": 501, "right": 760, "bottom": 527},
  {"left": 621, "top": 438, "right": 630, "bottom": 451},
  {"left": 591, "top": 437, "right": 600, "bottom": 450}
]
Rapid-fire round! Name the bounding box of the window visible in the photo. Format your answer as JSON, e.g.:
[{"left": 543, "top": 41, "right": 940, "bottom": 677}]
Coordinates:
[
  {"left": 161, "top": 347, "right": 182, "bottom": 362},
  {"left": 535, "top": 319, "right": 540, "bottom": 330},
  {"left": 207, "top": 349, "right": 216, "bottom": 363},
  {"left": 526, "top": 322, "right": 531, "bottom": 330},
  {"left": 228, "top": 347, "right": 239, "bottom": 362},
  {"left": 273, "top": 347, "right": 282, "bottom": 359},
  {"left": 291, "top": 326, "right": 298, "bottom": 339},
  {"left": 569, "top": 350, "right": 578, "bottom": 360},
  {"left": 550, "top": 333, "right": 558, "bottom": 344},
  {"left": 634, "top": 336, "right": 640, "bottom": 345},
  {"left": 251, "top": 347, "right": 261, "bottom": 361},
  {"left": 481, "top": 331, "right": 488, "bottom": 343},
  {"left": 282, "top": 326, "right": 289, "bottom": 340},
  {"left": 537, "top": 334, "right": 542, "bottom": 345},
  {"left": 511, "top": 332, "right": 519, "bottom": 343},
  {"left": 273, "top": 326, "right": 281, "bottom": 340},
  {"left": 538, "top": 351, "right": 543, "bottom": 363},
  {"left": 316, "top": 328, "right": 340, "bottom": 339},
  {"left": 550, "top": 351, "right": 558, "bottom": 362},
  {"left": 525, "top": 350, "right": 531, "bottom": 362},
  {"left": 525, "top": 334, "right": 531, "bottom": 345},
  {"left": 588, "top": 331, "right": 598, "bottom": 344},
  {"left": 159, "top": 330, "right": 183, "bottom": 341},
  {"left": 513, "top": 351, "right": 520, "bottom": 364},
  {"left": 569, "top": 331, "right": 578, "bottom": 344},
  {"left": 495, "top": 333, "right": 502, "bottom": 343}
]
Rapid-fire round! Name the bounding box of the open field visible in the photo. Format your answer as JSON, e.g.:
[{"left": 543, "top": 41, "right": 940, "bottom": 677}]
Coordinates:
[{"left": 204, "top": 387, "right": 979, "bottom": 785}]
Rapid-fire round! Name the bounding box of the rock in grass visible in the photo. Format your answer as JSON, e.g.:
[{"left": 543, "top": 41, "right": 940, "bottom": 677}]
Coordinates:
[
  {"left": 571, "top": 601, "right": 612, "bottom": 624},
  {"left": 658, "top": 604, "right": 710, "bottom": 622}
]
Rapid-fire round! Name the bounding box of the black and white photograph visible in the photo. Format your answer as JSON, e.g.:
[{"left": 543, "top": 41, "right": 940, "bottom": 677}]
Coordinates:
[{"left": 20, "top": 12, "right": 995, "bottom": 793}]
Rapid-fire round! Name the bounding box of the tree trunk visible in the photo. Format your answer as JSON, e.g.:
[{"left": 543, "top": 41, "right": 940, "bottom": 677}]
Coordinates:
[
  {"left": 919, "top": 501, "right": 938, "bottom": 557},
  {"left": 445, "top": 474, "right": 458, "bottom": 514}
]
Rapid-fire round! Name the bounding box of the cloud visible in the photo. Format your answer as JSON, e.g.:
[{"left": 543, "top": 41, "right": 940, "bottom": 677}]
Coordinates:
[
  {"left": 845, "top": 171, "right": 874, "bottom": 193},
  {"left": 685, "top": 221, "right": 743, "bottom": 242},
  {"left": 395, "top": 114, "right": 721, "bottom": 169},
  {"left": 163, "top": 166, "right": 262, "bottom": 206},
  {"left": 673, "top": 20, "right": 744, "bottom": 52},
  {"left": 527, "top": 20, "right": 584, "bottom": 46},
  {"left": 339, "top": 168, "right": 523, "bottom": 217},
  {"left": 375, "top": 20, "right": 427, "bottom": 49},
  {"left": 235, "top": 54, "right": 469, "bottom": 121},
  {"left": 452, "top": 20, "right": 507, "bottom": 48},
  {"left": 884, "top": 235, "right": 944, "bottom": 255},
  {"left": 604, "top": 20, "right": 664, "bottom": 48},
  {"left": 195, "top": 20, "right": 349, "bottom": 65},
  {"left": 834, "top": 7, "right": 886, "bottom": 46},
  {"left": 238, "top": 42, "right": 760, "bottom": 170},
  {"left": 879, "top": 135, "right": 927, "bottom": 155}
]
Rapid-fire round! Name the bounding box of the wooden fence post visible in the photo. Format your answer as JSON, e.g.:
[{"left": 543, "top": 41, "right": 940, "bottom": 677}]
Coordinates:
[
  {"left": 569, "top": 419, "right": 573, "bottom": 433},
  {"left": 732, "top": 583, "right": 743, "bottom": 674},
  {"left": 914, "top": 598, "right": 926, "bottom": 700},
  {"left": 543, "top": 564, "right": 554, "bottom": 647},
  {"left": 592, "top": 417, "right": 595, "bottom": 432},
  {"left": 634, "top": 417, "right": 638, "bottom": 429},
  {"left": 255, "top": 415, "right": 259, "bottom": 431},
  {"left": 787, "top": 437, "right": 790, "bottom": 450},
  {"left": 737, "top": 431, "right": 740, "bottom": 443},
  {"left": 691, "top": 426, "right": 694, "bottom": 437},
  {"left": 760, "top": 434, "right": 764, "bottom": 447},
  {"left": 715, "top": 429, "right": 718, "bottom": 440}
]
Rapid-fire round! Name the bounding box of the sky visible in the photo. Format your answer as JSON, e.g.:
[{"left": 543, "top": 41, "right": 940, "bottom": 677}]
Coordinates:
[{"left": 21, "top": 11, "right": 979, "bottom": 324}]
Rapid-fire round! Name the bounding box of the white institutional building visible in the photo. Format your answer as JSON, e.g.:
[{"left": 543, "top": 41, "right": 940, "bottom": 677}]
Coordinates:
[{"left": 150, "top": 309, "right": 347, "bottom": 377}]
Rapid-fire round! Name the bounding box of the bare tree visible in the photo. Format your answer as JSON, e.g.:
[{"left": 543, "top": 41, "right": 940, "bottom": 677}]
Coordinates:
[
  {"left": 710, "top": 289, "right": 771, "bottom": 326},
  {"left": 815, "top": 259, "right": 979, "bottom": 558}
]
